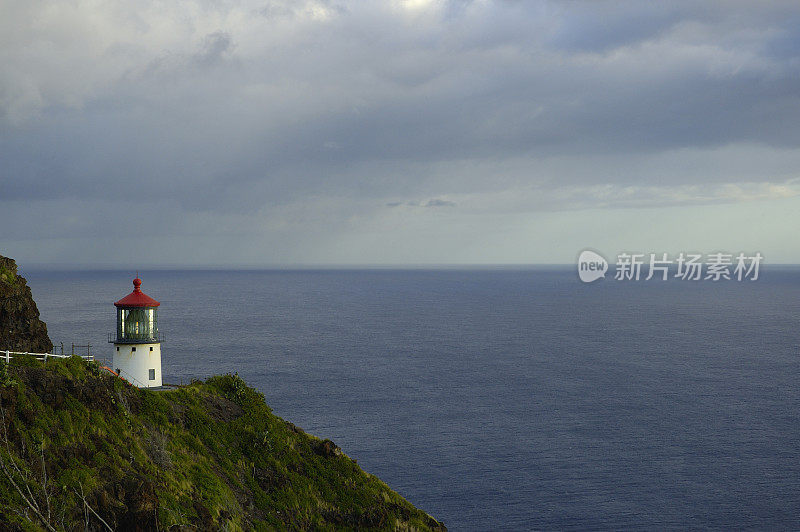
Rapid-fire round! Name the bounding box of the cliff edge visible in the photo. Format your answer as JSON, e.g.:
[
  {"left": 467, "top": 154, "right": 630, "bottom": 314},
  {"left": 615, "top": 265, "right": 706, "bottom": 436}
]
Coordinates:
[
  {"left": 0, "top": 255, "right": 52, "bottom": 353},
  {"left": 0, "top": 360, "right": 446, "bottom": 530}
]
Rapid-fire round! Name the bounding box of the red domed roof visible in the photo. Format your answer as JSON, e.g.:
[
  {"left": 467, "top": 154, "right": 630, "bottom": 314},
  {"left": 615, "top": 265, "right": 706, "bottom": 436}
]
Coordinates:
[{"left": 114, "top": 277, "right": 160, "bottom": 308}]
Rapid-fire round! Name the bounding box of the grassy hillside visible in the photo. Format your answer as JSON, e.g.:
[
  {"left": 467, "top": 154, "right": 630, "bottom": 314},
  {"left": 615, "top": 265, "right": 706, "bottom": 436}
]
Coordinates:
[{"left": 0, "top": 356, "right": 445, "bottom": 531}]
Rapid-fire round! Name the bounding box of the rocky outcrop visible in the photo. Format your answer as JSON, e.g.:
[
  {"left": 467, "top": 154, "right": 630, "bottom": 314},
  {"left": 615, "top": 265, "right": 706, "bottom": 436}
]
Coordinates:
[{"left": 0, "top": 255, "right": 52, "bottom": 353}]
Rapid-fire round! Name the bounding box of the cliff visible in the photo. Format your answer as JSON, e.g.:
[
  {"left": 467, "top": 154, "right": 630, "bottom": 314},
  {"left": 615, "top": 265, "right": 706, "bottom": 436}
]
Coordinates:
[
  {"left": 0, "top": 358, "right": 446, "bottom": 531},
  {"left": 0, "top": 256, "right": 52, "bottom": 353}
]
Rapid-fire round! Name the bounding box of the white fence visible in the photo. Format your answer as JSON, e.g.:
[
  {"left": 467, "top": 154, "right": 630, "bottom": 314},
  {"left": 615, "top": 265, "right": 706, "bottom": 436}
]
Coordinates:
[{"left": 1, "top": 350, "right": 93, "bottom": 364}]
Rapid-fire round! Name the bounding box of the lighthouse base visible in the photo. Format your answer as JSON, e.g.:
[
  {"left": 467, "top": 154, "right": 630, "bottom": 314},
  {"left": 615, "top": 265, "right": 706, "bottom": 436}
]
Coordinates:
[{"left": 112, "top": 342, "right": 162, "bottom": 388}]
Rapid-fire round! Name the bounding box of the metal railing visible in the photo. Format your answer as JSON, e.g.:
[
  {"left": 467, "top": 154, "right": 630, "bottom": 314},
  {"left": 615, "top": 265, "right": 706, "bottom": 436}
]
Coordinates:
[
  {"left": 108, "top": 332, "right": 165, "bottom": 344},
  {"left": 53, "top": 342, "right": 92, "bottom": 357}
]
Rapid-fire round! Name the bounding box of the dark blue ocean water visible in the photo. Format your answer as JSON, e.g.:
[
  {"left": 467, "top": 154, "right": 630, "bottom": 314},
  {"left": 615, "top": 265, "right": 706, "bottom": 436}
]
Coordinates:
[{"left": 23, "top": 268, "right": 800, "bottom": 530}]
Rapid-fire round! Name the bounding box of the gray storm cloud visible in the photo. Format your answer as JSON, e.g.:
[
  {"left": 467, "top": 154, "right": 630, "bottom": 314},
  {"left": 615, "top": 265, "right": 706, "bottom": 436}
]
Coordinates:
[{"left": 2, "top": 0, "right": 800, "bottom": 265}]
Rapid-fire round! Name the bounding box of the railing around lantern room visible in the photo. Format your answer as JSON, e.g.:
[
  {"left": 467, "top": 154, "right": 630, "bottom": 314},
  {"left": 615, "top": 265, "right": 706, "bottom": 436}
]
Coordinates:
[{"left": 108, "top": 331, "right": 165, "bottom": 344}]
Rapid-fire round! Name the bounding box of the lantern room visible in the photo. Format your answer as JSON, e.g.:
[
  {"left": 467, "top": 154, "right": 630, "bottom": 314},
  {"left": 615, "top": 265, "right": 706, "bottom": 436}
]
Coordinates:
[{"left": 113, "top": 277, "right": 161, "bottom": 343}]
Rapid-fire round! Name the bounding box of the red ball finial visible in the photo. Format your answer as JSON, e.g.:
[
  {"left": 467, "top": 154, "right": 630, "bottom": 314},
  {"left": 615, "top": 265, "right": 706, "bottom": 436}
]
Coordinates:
[{"left": 133, "top": 277, "right": 142, "bottom": 291}]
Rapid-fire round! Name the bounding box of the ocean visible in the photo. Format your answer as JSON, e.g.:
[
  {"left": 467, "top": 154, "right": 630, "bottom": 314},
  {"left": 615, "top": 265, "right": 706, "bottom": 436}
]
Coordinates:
[{"left": 24, "top": 267, "right": 800, "bottom": 530}]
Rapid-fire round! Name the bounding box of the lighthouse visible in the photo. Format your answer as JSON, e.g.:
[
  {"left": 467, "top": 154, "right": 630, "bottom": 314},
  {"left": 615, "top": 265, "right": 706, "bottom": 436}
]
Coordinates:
[{"left": 109, "top": 277, "right": 163, "bottom": 387}]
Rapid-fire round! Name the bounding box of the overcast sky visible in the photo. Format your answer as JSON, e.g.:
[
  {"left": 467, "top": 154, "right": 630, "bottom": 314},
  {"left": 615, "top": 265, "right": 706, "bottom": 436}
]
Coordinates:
[{"left": 2, "top": 0, "right": 800, "bottom": 266}]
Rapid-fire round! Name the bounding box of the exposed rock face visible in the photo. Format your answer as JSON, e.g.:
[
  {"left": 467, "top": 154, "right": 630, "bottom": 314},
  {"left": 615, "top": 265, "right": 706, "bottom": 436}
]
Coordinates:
[{"left": 0, "top": 255, "right": 53, "bottom": 353}]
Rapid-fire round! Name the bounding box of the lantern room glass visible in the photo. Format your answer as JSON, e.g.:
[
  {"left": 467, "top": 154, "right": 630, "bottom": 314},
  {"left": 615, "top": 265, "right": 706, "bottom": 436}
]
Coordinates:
[{"left": 116, "top": 307, "right": 158, "bottom": 342}]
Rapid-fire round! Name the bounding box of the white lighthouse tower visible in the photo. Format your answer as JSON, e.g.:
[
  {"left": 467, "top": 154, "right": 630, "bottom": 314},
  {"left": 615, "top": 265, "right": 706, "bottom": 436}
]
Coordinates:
[{"left": 109, "top": 277, "right": 163, "bottom": 387}]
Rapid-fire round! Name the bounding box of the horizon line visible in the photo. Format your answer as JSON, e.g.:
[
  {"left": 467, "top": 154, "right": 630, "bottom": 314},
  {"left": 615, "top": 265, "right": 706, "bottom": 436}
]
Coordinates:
[{"left": 21, "top": 262, "right": 800, "bottom": 271}]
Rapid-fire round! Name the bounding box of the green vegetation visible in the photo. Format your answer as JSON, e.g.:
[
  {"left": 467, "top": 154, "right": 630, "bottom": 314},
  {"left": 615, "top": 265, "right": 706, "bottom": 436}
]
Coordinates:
[
  {"left": 0, "top": 264, "right": 17, "bottom": 286},
  {"left": 0, "top": 357, "right": 445, "bottom": 531}
]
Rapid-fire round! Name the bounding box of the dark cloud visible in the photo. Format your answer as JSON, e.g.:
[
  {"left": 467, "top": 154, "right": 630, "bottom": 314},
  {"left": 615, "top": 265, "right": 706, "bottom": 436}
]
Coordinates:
[
  {"left": 424, "top": 198, "right": 456, "bottom": 207},
  {"left": 547, "top": 2, "right": 684, "bottom": 53},
  {"left": 385, "top": 198, "right": 457, "bottom": 208},
  {"left": 196, "top": 32, "right": 234, "bottom": 66},
  {"left": 1, "top": 0, "right": 799, "bottom": 264}
]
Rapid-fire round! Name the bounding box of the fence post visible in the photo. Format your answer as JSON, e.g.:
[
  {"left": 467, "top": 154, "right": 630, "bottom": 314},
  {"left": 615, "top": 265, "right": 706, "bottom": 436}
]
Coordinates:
[
  {"left": 43, "top": 353, "right": 48, "bottom": 363},
  {"left": 5, "top": 351, "right": 9, "bottom": 364}
]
